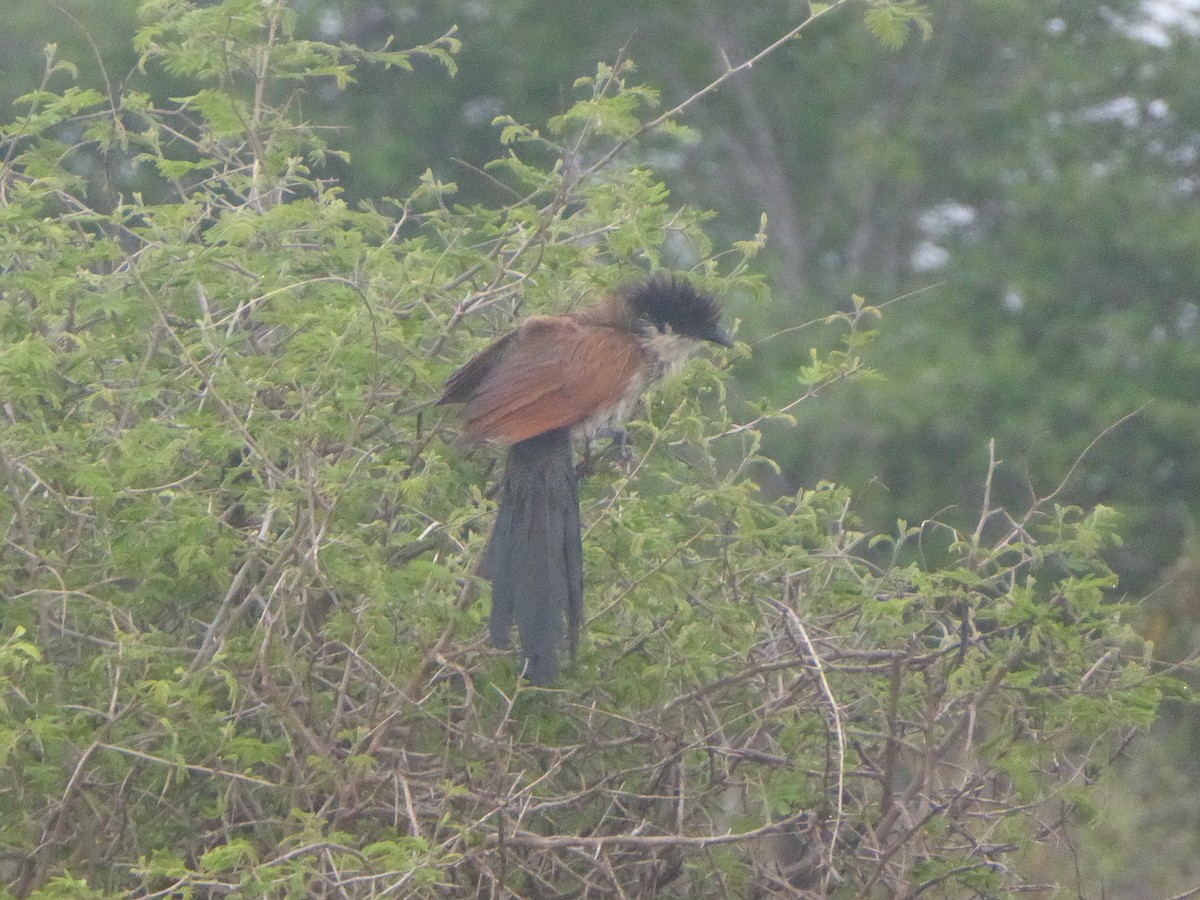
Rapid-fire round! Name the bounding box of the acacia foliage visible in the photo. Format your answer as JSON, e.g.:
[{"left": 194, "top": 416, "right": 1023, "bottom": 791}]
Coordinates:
[{"left": 0, "top": 1, "right": 1171, "bottom": 897}]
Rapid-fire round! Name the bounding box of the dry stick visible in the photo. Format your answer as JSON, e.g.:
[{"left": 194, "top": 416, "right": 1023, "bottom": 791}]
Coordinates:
[
  {"left": 94, "top": 741, "right": 276, "bottom": 786},
  {"left": 970, "top": 438, "right": 1000, "bottom": 548},
  {"left": 769, "top": 595, "right": 846, "bottom": 892},
  {"left": 491, "top": 808, "right": 814, "bottom": 851}
]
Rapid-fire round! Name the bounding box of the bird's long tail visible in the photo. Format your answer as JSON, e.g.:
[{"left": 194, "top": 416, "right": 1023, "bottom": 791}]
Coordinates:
[{"left": 483, "top": 427, "right": 583, "bottom": 685}]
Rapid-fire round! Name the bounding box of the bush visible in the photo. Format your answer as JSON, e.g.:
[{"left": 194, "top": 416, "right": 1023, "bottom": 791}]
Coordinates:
[{"left": 0, "top": 1, "right": 1172, "bottom": 896}]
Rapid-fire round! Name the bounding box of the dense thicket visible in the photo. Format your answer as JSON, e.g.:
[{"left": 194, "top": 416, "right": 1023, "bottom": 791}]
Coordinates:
[{"left": 0, "top": 0, "right": 1192, "bottom": 897}]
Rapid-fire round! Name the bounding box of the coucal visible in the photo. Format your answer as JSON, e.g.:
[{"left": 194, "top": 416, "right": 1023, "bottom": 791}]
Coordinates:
[{"left": 440, "top": 274, "right": 732, "bottom": 684}]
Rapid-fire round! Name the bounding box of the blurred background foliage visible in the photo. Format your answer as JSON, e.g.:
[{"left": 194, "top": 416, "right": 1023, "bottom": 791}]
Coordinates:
[{"left": 4, "top": 0, "right": 1200, "bottom": 892}]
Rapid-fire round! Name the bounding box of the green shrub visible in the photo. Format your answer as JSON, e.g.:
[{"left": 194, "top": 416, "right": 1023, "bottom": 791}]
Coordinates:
[{"left": 0, "top": 1, "right": 1171, "bottom": 896}]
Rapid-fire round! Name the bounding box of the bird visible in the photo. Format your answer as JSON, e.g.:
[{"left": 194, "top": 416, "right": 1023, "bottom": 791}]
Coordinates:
[{"left": 439, "top": 273, "right": 733, "bottom": 685}]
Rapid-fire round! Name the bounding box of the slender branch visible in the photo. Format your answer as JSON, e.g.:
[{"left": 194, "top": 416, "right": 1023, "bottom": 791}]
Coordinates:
[
  {"left": 96, "top": 742, "right": 277, "bottom": 786},
  {"left": 770, "top": 594, "right": 846, "bottom": 891},
  {"left": 578, "top": 1, "right": 852, "bottom": 181}
]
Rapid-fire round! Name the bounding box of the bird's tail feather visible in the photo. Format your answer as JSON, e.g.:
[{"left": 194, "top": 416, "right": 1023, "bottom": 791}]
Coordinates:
[{"left": 483, "top": 427, "right": 583, "bottom": 685}]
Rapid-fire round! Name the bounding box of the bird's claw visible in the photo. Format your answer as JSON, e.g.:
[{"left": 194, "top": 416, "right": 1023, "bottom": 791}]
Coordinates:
[{"left": 577, "top": 428, "right": 634, "bottom": 478}]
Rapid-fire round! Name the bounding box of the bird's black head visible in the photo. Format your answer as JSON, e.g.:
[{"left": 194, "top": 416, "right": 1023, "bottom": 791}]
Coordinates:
[{"left": 624, "top": 274, "right": 733, "bottom": 348}]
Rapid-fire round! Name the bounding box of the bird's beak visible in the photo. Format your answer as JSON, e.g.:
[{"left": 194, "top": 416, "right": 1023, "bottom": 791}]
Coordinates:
[{"left": 704, "top": 325, "right": 735, "bottom": 349}]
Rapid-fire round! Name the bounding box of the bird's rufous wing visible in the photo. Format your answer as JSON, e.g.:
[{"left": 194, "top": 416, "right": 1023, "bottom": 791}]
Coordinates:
[
  {"left": 457, "top": 318, "right": 645, "bottom": 446},
  {"left": 440, "top": 330, "right": 517, "bottom": 405}
]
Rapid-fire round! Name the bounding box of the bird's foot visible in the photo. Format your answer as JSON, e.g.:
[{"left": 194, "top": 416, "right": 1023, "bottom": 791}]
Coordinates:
[{"left": 576, "top": 428, "right": 634, "bottom": 478}]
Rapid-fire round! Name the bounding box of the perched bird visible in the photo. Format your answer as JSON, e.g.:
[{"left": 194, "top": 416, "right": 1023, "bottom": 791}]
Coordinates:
[{"left": 440, "top": 274, "right": 732, "bottom": 684}]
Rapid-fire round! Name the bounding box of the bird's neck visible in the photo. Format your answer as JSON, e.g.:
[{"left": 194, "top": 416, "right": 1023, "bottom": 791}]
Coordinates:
[
  {"left": 564, "top": 297, "right": 699, "bottom": 442},
  {"left": 638, "top": 328, "right": 697, "bottom": 384}
]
